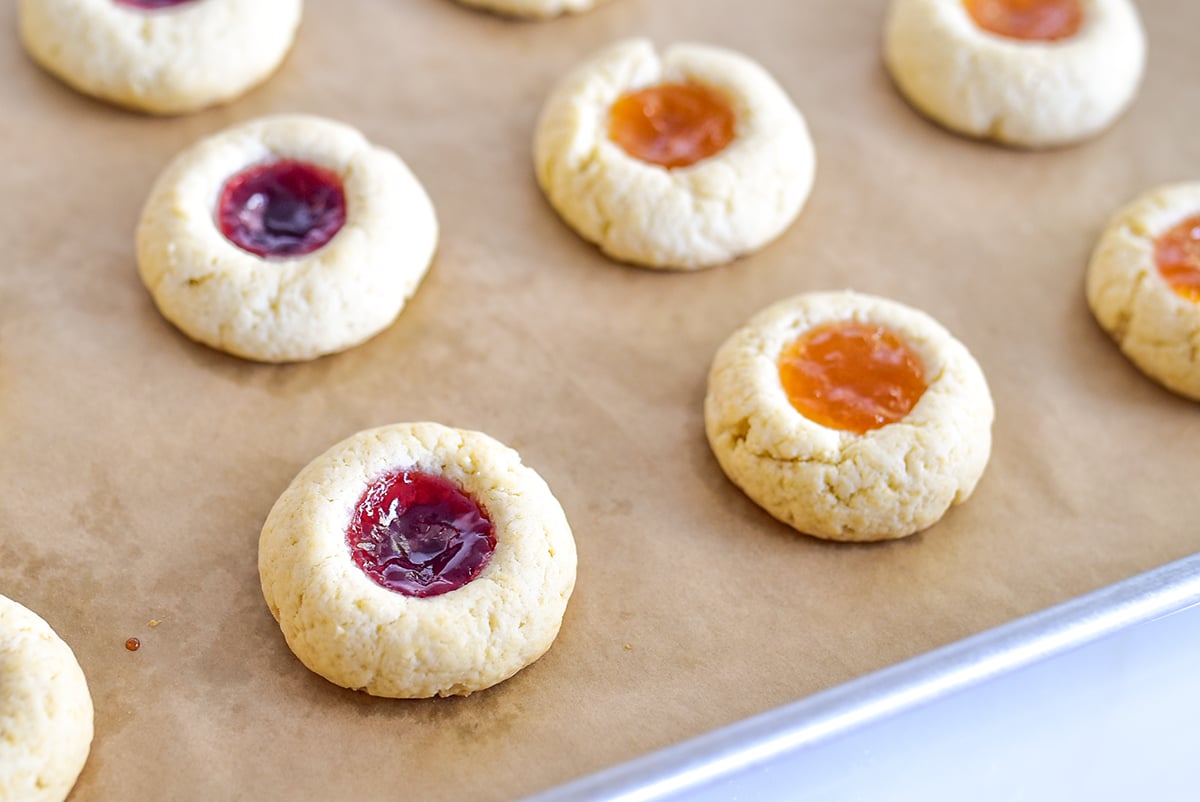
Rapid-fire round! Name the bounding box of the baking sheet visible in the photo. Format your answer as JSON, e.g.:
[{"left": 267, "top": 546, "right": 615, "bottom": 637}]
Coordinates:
[
  {"left": 1, "top": 1, "right": 1198, "bottom": 800},
  {"left": 524, "top": 552, "right": 1200, "bottom": 801}
]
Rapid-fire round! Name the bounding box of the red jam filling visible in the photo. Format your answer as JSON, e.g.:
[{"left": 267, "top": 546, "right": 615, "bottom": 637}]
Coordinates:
[
  {"left": 779, "top": 321, "right": 928, "bottom": 434},
  {"left": 348, "top": 470, "right": 496, "bottom": 599},
  {"left": 114, "top": 0, "right": 198, "bottom": 9},
  {"left": 217, "top": 160, "right": 347, "bottom": 259},
  {"left": 1155, "top": 214, "right": 1200, "bottom": 303},
  {"left": 609, "top": 83, "right": 737, "bottom": 169},
  {"left": 963, "top": 0, "right": 1083, "bottom": 42}
]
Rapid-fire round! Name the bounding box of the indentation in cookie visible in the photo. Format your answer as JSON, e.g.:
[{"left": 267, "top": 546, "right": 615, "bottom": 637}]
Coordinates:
[
  {"left": 114, "top": 0, "right": 198, "bottom": 9},
  {"left": 778, "top": 321, "right": 927, "bottom": 434},
  {"left": 963, "top": 0, "right": 1083, "bottom": 41},
  {"left": 348, "top": 470, "right": 496, "bottom": 598},
  {"left": 217, "top": 160, "right": 347, "bottom": 259},
  {"left": 608, "top": 82, "right": 736, "bottom": 169},
  {"left": 1155, "top": 214, "right": 1200, "bottom": 303}
]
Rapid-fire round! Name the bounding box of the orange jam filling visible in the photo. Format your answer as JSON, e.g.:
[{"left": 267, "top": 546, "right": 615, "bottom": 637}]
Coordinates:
[
  {"left": 1155, "top": 215, "right": 1200, "bottom": 303},
  {"left": 779, "top": 322, "right": 928, "bottom": 434},
  {"left": 963, "top": 0, "right": 1083, "bottom": 41},
  {"left": 608, "top": 82, "right": 736, "bottom": 169}
]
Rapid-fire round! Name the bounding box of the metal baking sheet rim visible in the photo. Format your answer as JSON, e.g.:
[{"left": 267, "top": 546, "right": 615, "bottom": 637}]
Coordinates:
[{"left": 520, "top": 551, "right": 1200, "bottom": 802}]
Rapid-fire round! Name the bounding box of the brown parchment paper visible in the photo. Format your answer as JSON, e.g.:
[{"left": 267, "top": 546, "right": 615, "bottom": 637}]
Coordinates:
[{"left": 2, "top": 0, "right": 1199, "bottom": 799}]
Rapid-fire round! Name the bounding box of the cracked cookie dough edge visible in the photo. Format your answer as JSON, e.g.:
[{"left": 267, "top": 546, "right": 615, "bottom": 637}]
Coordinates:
[
  {"left": 704, "top": 291, "right": 994, "bottom": 541},
  {"left": 1086, "top": 182, "right": 1200, "bottom": 400}
]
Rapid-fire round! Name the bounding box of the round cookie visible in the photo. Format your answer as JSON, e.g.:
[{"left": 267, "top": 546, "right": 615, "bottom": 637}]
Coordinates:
[
  {"left": 137, "top": 115, "right": 438, "bottom": 363},
  {"left": 704, "top": 291, "right": 994, "bottom": 541},
  {"left": 451, "top": 0, "right": 606, "bottom": 19},
  {"left": 18, "top": 0, "right": 302, "bottom": 115},
  {"left": 0, "top": 595, "right": 94, "bottom": 802},
  {"left": 1086, "top": 182, "right": 1200, "bottom": 400},
  {"left": 259, "top": 422, "right": 578, "bottom": 698},
  {"left": 883, "top": 0, "right": 1145, "bottom": 148},
  {"left": 534, "top": 38, "right": 816, "bottom": 270}
]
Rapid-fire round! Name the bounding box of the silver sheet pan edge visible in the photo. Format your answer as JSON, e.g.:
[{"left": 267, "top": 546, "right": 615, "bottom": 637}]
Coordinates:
[{"left": 521, "top": 551, "right": 1200, "bottom": 802}]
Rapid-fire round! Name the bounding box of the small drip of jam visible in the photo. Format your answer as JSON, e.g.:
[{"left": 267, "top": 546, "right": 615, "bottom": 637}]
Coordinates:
[
  {"left": 114, "top": 0, "right": 198, "bottom": 9},
  {"left": 348, "top": 471, "right": 496, "bottom": 598},
  {"left": 217, "top": 160, "right": 347, "bottom": 259},
  {"left": 779, "top": 321, "right": 928, "bottom": 434},
  {"left": 125, "top": 637, "right": 141, "bottom": 652},
  {"left": 963, "top": 0, "right": 1083, "bottom": 41},
  {"left": 608, "top": 82, "right": 737, "bottom": 169},
  {"left": 1155, "top": 214, "right": 1200, "bottom": 303}
]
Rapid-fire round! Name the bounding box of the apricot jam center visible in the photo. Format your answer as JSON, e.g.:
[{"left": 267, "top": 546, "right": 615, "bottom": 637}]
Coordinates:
[
  {"left": 609, "top": 83, "right": 736, "bottom": 169},
  {"left": 963, "top": 0, "right": 1083, "bottom": 41},
  {"left": 217, "top": 160, "right": 346, "bottom": 259},
  {"left": 348, "top": 471, "right": 496, "bottom": 599},
  {"left": 779, "top": 322, "right": 928, "bottom": 434},
  {"left": 1155, "top": 215, "right": 1200, "bottom": 303},
  {"left": 114, "top": 0, "right": 197, "bottom": 9}
]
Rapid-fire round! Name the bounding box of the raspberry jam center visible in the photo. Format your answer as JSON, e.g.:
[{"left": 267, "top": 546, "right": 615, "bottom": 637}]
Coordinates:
[
  {"left": 217, "top": 160, "right": 346, "bottom": 259},
  {"left": 963, "top": 0, "right": 1083, "bottom": 41},
  {"left": 609, "top": 83, "right": 737, "bottom": 169},
  {"left": 114, "top": 0, "right": 198, "bottom": 9},
  {"left": 1155, "top": 215, "right": 1200, "bottom": 303},
  {"left": 779, "top": 322, "right": 928, "bottom": 434},
  {"left": 348, "top": 470, "right": 496, "bottom": 599}
]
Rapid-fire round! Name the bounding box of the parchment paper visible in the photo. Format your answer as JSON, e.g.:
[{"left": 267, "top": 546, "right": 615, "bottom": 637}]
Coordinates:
[{"left": 2, "top": 1, "right": 1199, "bottom": 799}]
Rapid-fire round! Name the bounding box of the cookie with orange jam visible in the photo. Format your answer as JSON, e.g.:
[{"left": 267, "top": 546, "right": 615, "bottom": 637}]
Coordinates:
[
  {"left": 883, "top": 0, "right": 1145, "bottom": 147},
  {"left": 258, "top": 423, "right": 577, "bottom": 698},
  {"left": 705, "top": 292, "right": 994, "bottom": 541},
  {"left": 1086, "top": 183, "right": 1200, "bottom": 401},
  {"left": 534, "top": 38, "right": 815, "bottom": 270}
]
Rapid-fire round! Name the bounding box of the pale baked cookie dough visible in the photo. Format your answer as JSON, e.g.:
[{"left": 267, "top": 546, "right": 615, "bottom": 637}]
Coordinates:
[
  {"left": 534, "top": 38, "right": 816, "bottom": 270},
  {"left": 0, "top": 595, "right": 94, "bottom": 802},
  {"left": 259, "top": 423, "right": 578, "bottom": 698},
  {"left": 1086, "top": 183, "right": 1200, "bottom": 400},
  {"left": 137, "top": 115, "right": 438, "bottom": 363},
  {"left": 705, "top": 291, "right": 994, "bottom": 541},
  {"left": 883, "top": 0, "right": 1145, "bottom": 148},
  {"left": 451, "top": 0, "right": 605, "bottom": 19},
  {"left": 18, "top": 0, "right": 302, "bottom": 115}
]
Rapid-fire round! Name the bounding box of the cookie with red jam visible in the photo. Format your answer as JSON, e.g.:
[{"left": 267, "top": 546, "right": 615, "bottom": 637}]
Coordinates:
[
  {"left": 258, "top": 423, "right": 578, "bottom": 698},
  {"left": 18, "top": 0, "right": 302, "bottom": 115},
  {"left": 136, "top": 115, "right": 438, "bottom": 362}
]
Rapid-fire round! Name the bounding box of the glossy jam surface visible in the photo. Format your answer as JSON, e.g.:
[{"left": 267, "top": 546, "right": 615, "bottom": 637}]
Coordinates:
[
  {"left": 114, "top": 0, "right": 197, "bottom": 9},
  {"left": 963, "top": 0, "right": 1083, "bottom": 41},
  {"left": 348, "top": 470, "right": 496, "bottom": 599},
  {"left": 217, "top": 160, "right": 346, "bottom": 259},
  {"left": 1155, "top": 215, "right": 1200, "bottom": 303},
  {"left": 779, "top": 322, "right": 928, "bottom": 434},
  {"left": 608, "top": 83, "right": 737, "bottom": 169}
]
